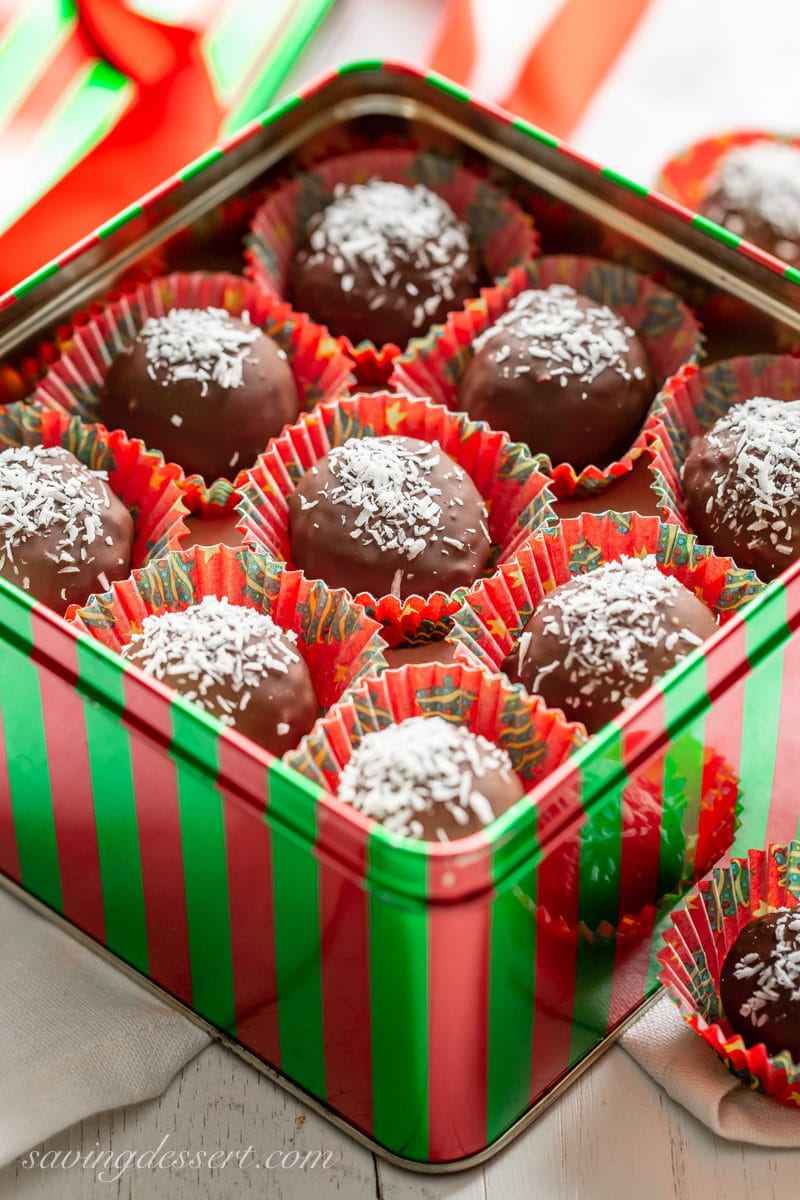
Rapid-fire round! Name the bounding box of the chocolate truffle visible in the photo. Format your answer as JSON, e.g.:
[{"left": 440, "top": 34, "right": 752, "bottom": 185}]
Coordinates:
[
  {"left": 507, "top": 556, "right": 717, "bottom": 733},
  {"left": 101, "top": 306, "right": 298, "bottom": 480},
  {"left": 720, "top": 907, "right": 800, "bottom": 1062},
  {"left": 683, "top": 396, "right": 800, "bottom": 582},
  {"left": 457, "top": 284, "right": 655, "bottom": 471},
  {"left": 0, "top": 445, "right": 133, "bottom": 615},
  {"left": 288, "top": 435, "right": 492, "bottom": 601},
  {"left": 699, "top": 142, "right": 800, "bottom": 266},
  {"left": 290, "top": 179, "right": 481, "bottom": 347},
  {"left": 122, "top": 595, "right": 318, "bottom": 755},
  {"left": 336, "top": 714, "right": 524, "bottom": 841}
]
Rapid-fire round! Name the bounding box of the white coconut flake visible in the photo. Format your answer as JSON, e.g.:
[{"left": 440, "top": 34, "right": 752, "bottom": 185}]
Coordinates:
[
  {"left": 303, "top": 179, "right": 472, "bottom": 301},
  {"left": 122, "top": 595, "right": 299, "bottom": 723},
  {"left": 731, "top": 908, "right": 800, "bottom": 1026},
  {"left": 706, "top": 142, "right": 800, "bottom": 239},
  {"left": 473, "top": 284, "right": 635, "bottom": 385},
  {"left": 138, "top": 306, "right": 260, "bottom": 392},
  {"left": 524, "top": 556, "right": 711, "bottom": 699},
  {"left": 0, "top": 445, "right": 110, "bottom": 579},
  {"left": 337, "top": 714, "right": 515, "bottom": 840}
]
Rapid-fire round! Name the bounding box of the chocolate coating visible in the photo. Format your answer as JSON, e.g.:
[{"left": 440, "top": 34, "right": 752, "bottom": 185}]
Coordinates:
[
  {"left": 683, "top": 396, "right": 800, "bottom": 582},
  {"left": 506, "top": 556, "right": 717, "bottom": 733},
  {"left": 290, "top": 180, "right": 482, "bottom": 347},
  {"left": 101, "top": 306, "right": 298, "bottom": 480},
  {"left": 0, "top": 445, "right": 133, "bottom": 615},
  {"left": 458, "top": 285, "right": 655, "bottom": 471},
  {"left": 288, "top": 435, "right": 492, "bottom": 601},
  {"left": 123, "top": 595, "right": 318, "bottom": 756},
  {"left": 336, "top": 714, "right": 524, "bottom": 841},
  {"left": 699, "top": 142, "right": 800, "bottom": 267},
  {"left": 720, "top": 908, "right": 800, "bottom": 1062}
]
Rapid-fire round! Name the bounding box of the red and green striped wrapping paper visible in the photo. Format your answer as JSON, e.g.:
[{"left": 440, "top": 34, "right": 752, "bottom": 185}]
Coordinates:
[
  {"left": 2, "top": 61, "right": 800, "bottom": 1165},
  {"left": 0, "top": 0, "right": 334, "bottom": 291}
]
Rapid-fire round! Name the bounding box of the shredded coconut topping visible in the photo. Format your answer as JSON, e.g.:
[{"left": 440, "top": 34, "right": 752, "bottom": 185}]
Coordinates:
[
  {"left": 318, "top": 437, "right": 484, "bottom": 562},
  {"left": 138, "top": 307, "right": 260, "bottom": 395},
  {"left": 691, "top": 396, "right": 800, "bottom": 556},
  {"left": 732, "top": 908, "right": 800, "bottom": 1028},
  {"left": 0, "top": 445, "right": 110, "bottom": 580},
  {"left": 522, "top": 556, "right": 706, "bottom": 696},
  {"left": 708, "top": 142, "right": 800, "bottom": 239},
  {"left": 337, "top": 715, "right": 515, "bottom": 840},
  {"left": 304, "top": 179, "right": 472, "bottom": 320},
  {"left": 472, "top": 284, "right": 640, "bottom": 385},
  {"left": 123, "top": 595, "right": 300, "bottom": 725}
]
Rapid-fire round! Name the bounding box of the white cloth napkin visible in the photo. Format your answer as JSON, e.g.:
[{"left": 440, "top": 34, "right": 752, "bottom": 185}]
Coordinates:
[
  {"left": 0, "top": 890, "right": 210, "bottom": 1168},
  {"left": 620, "top": 992, "right": 800, "bottom": 1146}
]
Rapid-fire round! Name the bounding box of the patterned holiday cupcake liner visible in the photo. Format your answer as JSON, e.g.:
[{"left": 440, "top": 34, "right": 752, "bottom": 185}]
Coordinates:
[
  {"left": 446, "top": 511, "right": 763, "bottom": 682},
  {"left": 244, "top": 147, "right": 539, "bottom": 383},
  {"left": 235, "top": 389, "right": 556, "bottom": 647},
  {"left": 644, "top": 354, "right": 800, "bottom": 538},
  {"left": 390, "top": 254, "right": 704, "bottom": 498},
  {"left": 66, "top": 543, "right": 388, "bottom": 729},
  {"left": 32, "top": 271, "right": 356, "bottom": 505},
  {"left": 656, "top": 130, "right": 800, "bottom": 218},
  {"left": 0, "top": 402, "right": 189, "bottom": 581},
  {"left": 285, "top": 659, "right": 585, "bottom": 844},
  {"left": 657, "top": 842, "right": 800, "bottom": 1107}
]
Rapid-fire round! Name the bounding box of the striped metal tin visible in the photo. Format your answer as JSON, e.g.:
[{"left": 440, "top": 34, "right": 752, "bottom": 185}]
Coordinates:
[{"left": 1, "top": 62, "right": 800, "bottom": 1170}]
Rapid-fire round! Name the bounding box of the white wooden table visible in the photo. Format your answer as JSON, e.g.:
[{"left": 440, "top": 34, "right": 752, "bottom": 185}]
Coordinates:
[{"left": 1, "top": 2, "right": 798, "bottom": 1197}]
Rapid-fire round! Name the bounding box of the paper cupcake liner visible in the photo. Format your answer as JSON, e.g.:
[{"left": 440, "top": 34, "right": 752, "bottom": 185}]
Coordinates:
[
  {"left": 285, "top": 659, "right": 585, "bottom": 831},
  {"left": 244, "top": 148, "right": 539, "bottom": 382},
  {"left": 66, "top": 544, "right": 388, "bottom": 724},
  {"left": 645, "top": 354, "right": 800, "bottom": 541},
  {"left": 656, "top": 130, "right": 800, "bottom": 217},
  {"left": 32, "top": 271, "right": 356, "bottom": 502},
  {"left": 235, "top": 390, "right": 556, "bottom": 647},
  {"left": 0, "top": 402, "right": 189, "bottom": 574},
  {"left": 657, "top": 842, "right": 800, "bottom": 1106},
  {"left": 391, "top": 254, "right": 704, "bottom": 497},
  {"left": 447, "top": 511, "right": 763, "bottom": 680}
]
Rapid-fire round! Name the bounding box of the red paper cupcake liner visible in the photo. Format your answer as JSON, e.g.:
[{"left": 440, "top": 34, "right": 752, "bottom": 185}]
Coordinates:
[
  {"left": 644, "top": 354, "right": 800, "bottom": 539},
  {"left": 285, "top": 659, "right": 585, "bottom": 838},
  {"left": 235, "top": 389, "right": 556, "bottom": 647},
  {"left": 656, "top": 130, "right": 800, "bottom": 217},
  {"left": 0, "top": 402, "right": 189, "bottom": 579},
  {"left": 391, "top": 254, "right": 704, "bottom": 498},
  {"left": 244, "top": 148, "right": 539, "bottom": 382},
  {"left": 32, "top": 271, "right": 356, "bottom": 504},
  {"left": 658, "top": 842, "right": 800, "bottom": 1106},
  {"left": 66, "top": 543, "right": 388, "bottom": 728}
]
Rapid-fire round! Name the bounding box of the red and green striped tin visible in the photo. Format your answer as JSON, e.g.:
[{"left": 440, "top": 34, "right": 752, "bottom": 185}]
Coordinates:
[{"left": 2, "top": 62, "right": 800, "bottom": 1168}]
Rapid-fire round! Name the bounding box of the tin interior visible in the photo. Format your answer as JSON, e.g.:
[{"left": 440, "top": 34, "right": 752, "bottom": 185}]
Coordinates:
[{"left": 1, "top": 63, "right": 800, "bottom": 1167}]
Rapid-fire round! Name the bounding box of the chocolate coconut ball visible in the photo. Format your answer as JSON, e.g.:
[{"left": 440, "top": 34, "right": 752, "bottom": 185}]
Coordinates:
[
  {"left": 457, "top": 284, "right": 655, "bottom": 471},
  {"left": 122, "top": 595, "right": 318, "bottom": 755},
  {"left": 699, "top": 142, "right": 800, "bottom": 266},
  {"left": 720, "top": 908, "right": 800, "bottom": 1062},
  {"left": 0, "top": 445, "right": 133, "bottom": 615},
  {"left": 683, "top": 396, "right": 800, "bottom": 582},
  {"left": 288, "top": 435, "right": 492, "bottom": 601},
  {"left": 506, "top": 556, "right": 717, "bottom": 733},
  {"left": 336, "top": 714, "right": 524, "bottom": 841},
  {"left": 290, "top": 179, "right": 482, "bottom": 347},
  {"left": 101, "top": 306, "right": 298, "bottom": 480}
]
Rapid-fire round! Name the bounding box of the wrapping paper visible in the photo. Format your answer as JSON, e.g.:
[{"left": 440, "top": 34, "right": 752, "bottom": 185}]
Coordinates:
[
  {"left": 658, "top": 843, "right": 800, "bottom": 1108},
  {"left": 391, "top": 254, "right": 703, "bottom": 496},
  {"left": 0, "top": 401, "right": 188, "bottom": 571},
  {"left": 67, "top": 542, "right": 388, "bottom": 717},
  {"left": 244, "top": 147, "right": 538, "bottom": 380},
  {"left": 236, "top": 389, "right": 556, "bottom": 646},
  {"left": 33, "top": 270, "right": 355, "bottom": 505}
]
